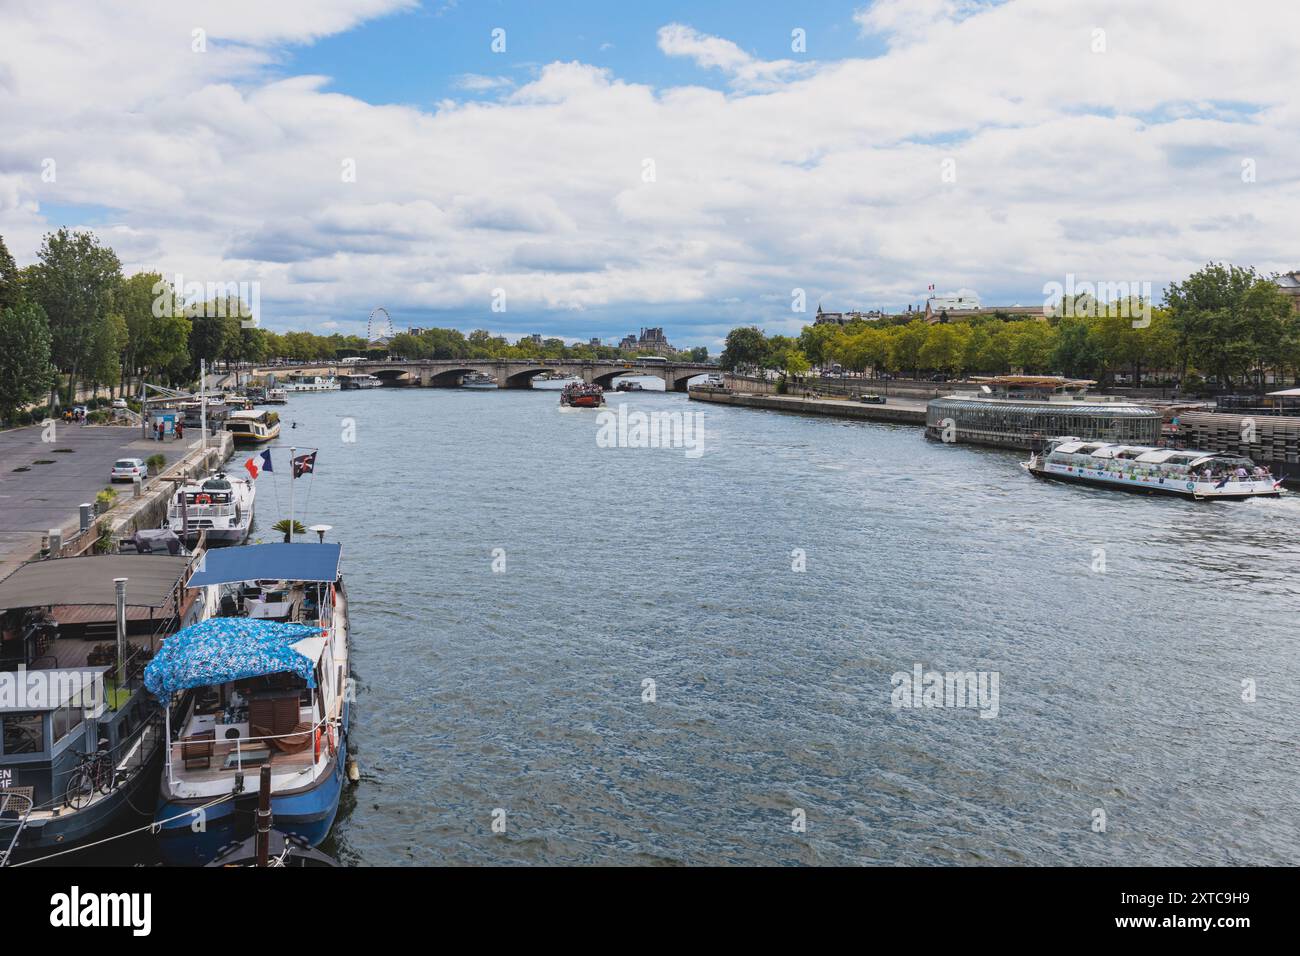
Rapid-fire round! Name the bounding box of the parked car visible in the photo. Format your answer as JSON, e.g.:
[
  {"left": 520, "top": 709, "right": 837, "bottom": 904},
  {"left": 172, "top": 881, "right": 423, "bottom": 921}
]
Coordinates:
[
  {"left": 858, "top": 393, "right": 887, "bottom": 404},
  {"left": 110, "top": 458, "right": 148, "bottom": 482},
  {"left": 111, "top": 398, "right": 128, "bottom": 409}
]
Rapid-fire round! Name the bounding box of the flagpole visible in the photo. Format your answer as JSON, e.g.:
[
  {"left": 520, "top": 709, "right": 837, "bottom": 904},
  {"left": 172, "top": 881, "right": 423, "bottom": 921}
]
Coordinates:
[{"left": 288, "top": 445, "right": 295, "bottom": 543}]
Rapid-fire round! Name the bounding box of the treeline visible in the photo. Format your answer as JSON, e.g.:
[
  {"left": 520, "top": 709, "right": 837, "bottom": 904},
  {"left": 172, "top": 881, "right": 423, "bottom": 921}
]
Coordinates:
[{"left": 720, "top": 263, "right": 1299, "bottom": 390}]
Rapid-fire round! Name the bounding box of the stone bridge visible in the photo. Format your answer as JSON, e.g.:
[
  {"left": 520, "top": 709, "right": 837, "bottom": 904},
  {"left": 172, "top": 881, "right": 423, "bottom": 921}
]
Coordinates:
[{"left": 267, "top": 358, "right": 719, "bottom": 391}]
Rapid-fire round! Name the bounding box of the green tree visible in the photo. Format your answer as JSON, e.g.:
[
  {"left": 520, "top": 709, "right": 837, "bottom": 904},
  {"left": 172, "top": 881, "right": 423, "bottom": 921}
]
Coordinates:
[
  {"left": 0, "top": 235, "right": 21, "bottom": 313},
  {"left": 26, "top": 229, "right": 123, "bottom": 405},
  {"left": 0, "top": 301, "right": 53, "bottom": 422},
  {"left": 719, "top": 326, "right": 767, "bottom": 370}
]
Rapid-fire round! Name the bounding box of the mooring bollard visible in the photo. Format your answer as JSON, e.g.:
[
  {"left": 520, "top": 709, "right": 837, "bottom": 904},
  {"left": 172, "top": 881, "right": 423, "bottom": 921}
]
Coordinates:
[
  {"left": 133, "top": 475, "right": 142, "bottom": 498},
  {"left": 48, "top": 528, "right": 61, "bottom": 556},
  {"left": 79, "top": 503, "right": 92, "bottom": 532}
]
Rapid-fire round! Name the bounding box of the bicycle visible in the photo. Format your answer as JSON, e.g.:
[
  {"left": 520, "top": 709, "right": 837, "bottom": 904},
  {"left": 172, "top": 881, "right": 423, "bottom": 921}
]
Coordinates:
[{"left": 64, "top": 748, "right": 116, "bottom": 809}]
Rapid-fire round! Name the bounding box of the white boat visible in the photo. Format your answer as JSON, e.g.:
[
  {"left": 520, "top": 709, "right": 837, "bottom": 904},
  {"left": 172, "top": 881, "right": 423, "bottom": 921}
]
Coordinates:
[
  {"left": 163, "top": 471, "right": 256, "bottom": 544},
  {"left": 282, "top": 375, "right": 339, "bottom": 392},
  {"left": 461, "top": 372, "right": 497, "bottom": 389},
  {"left": 1024, "top": 437, "right": 1284, "bottom": 500},
  {"left": 339, "top": 374, "right": 381, "bottom": 390},
  {"left": 264, "top": 387, "right": 288, "bottom": 404}
]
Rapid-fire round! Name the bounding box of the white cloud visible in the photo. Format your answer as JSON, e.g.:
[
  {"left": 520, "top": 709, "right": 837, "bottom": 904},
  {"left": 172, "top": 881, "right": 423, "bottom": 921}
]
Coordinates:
[{"left": 1, "top": 0, "right": 1298, "bottom": 346}]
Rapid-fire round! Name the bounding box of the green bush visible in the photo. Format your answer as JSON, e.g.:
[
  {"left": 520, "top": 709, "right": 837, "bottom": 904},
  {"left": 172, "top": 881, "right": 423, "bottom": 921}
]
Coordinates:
[
  {"left": 145, "top": 453, "right": 166, "bottom": 472},
  {"left": 95, "top": 488, "right": 118, "bottom": 512}
]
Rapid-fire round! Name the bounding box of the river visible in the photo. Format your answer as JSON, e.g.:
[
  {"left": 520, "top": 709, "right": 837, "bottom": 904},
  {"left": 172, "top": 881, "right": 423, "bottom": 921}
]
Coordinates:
[{"left": 98, "top": 382, "right": 1300, "bottom": 865}]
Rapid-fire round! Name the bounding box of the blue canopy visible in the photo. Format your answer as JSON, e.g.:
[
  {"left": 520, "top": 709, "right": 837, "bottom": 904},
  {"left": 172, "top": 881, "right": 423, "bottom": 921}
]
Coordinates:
[
  {"left": 144, "top": 618, "right": 323, "bottom": 697},
  {"left": 187, "top": 542, "right": 341, "bottom": 588}
]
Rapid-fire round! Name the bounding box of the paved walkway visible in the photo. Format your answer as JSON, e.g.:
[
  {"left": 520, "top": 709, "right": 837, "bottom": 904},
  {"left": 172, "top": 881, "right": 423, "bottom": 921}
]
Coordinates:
[{"left": 0, "top": 423, "right": 191, "bottom": 577}]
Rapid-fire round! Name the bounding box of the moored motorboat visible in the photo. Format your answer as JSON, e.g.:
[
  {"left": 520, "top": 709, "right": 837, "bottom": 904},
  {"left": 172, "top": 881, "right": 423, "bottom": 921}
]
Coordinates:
[
  {"left": 163, "top": 471, "right": 255, "bottom": 545},
  {"left": 148, "top": 541, "right": 350, "bottom": 865},
  {"left": 264, "top": 388, "right": 288, "bottom": 405},
  {"left": 1023, "top": 437, "right": 1284, "bottom": 500},
  {"left": 614, "top": 380, "right": 645, "bottom": 392},
  {"left": 224, "top": 409, "right": 281, "bottom": 445},
  {"left": 339, "top": 374, "right": 381, "bottom": 390},
  {"left": 560, "top": 382, "right": 605, "bottom": 408}
]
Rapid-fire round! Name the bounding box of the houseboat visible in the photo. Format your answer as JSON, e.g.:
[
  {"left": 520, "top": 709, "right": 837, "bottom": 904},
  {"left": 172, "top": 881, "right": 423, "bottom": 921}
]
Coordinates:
[
  {"left": 461, "top": 372, "right": 497, "bottom": 389},
  {"left": 282, "top": 375, "right": 339, "bottom": 392},
  {"left": 147, "top": 541, "right": 350, "bottom": 865},
  {"left": 0, "top": 552, "right": 209, "bottom": 862},
  {"left": 560, "top": 382, "right": 605, "bottom": 408},
  {"left": 162, "top": 471, "right": 255, "bottom": 546},
  {"left": 1023, "top": 438, "right": 1284, "bottom": 500},
  {"left": 339, "top": 373, "right": 381, "bottom": 390},
  {"left": 224, "top": 409, "right": 281, "bottom": 446}
]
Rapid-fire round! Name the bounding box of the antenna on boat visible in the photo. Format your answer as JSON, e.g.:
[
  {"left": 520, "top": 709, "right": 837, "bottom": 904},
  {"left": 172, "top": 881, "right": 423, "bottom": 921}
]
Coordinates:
[
  {"left": 287, "top": 446, "right": 295, "bottom": 542},
  {"left": 309, "top": 524, "right": 331, "bottom": 544},
  {"left": 114, "top": 577, "right": 127, "bottom": 689}
]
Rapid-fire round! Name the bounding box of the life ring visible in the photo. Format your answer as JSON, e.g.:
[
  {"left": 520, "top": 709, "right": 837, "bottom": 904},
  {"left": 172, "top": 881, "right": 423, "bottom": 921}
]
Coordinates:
[{"left": 195, "top": 493, "right": 212, "bottom": 505}]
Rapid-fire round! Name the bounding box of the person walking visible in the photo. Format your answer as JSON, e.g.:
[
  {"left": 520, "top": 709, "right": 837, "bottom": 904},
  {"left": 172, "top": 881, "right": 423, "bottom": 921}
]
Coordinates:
[{"left": 176, "top": 420, "right": 184, "bottom": 441}]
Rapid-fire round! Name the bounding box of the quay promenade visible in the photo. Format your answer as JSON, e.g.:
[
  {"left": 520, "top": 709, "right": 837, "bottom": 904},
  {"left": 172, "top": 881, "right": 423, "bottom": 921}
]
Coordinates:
[{"left": 688, "top": 385, "right": 928, "bottom": 425}]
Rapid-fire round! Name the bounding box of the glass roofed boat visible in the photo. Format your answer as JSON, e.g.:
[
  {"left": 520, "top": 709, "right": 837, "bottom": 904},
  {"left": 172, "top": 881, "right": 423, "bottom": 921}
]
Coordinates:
[
  {"left": 1023, "top": 437, "right": 1284, "bottom": 500},
  {"left": 0, "top": 552, "right": 210, "bottom": 863}
]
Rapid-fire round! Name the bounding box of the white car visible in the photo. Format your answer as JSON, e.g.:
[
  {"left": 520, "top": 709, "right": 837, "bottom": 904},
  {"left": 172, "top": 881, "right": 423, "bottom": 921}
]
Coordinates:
[
  {"left": 111, "top": 398, "right": 127, "bottom": 409},
  {"left": 110, "top": 458, "right": 148, "bottom": 482}
]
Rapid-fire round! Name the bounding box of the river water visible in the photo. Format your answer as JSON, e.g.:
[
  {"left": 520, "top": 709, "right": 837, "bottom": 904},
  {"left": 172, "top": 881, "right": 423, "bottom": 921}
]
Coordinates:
[{"left": 164, "top": 385, "right": 1300, "bottom": 864}]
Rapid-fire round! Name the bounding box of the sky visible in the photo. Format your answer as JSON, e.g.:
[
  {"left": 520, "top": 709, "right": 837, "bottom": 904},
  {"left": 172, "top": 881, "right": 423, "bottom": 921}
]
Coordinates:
[{"left": 1, "top": 0, "right": 1298, "bottom": 348}]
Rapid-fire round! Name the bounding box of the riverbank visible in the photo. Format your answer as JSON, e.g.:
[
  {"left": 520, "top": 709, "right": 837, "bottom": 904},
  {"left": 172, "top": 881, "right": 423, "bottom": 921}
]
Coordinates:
[
  {"left": 688, "top": 385, "right": 927, "bottom": 425},
  {"left": 0, "top": 427, "right": 233, "bottom": 579}
]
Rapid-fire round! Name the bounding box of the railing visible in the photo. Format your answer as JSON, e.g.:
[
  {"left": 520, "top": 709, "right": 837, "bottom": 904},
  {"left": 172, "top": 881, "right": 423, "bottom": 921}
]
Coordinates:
[{"left": 167, "top": 714, "right": 339, "bottom": 785}]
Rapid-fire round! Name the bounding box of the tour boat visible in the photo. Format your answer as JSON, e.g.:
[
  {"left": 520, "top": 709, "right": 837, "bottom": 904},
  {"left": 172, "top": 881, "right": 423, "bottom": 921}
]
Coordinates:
[
  {"left": 1023, "top": 437, "right": 1284, "bottom": 500},
  {"left": 339, "top": 374, "right": 381, "bottom": 390},
  {"left": 224, "top": 409, "right": 280, "bottom": 445},
  {"left": 560, "top": 382, "right": 605, "bottom": 408},
  {"left": 614, "top": 380, "right": 645, "bottom": 392},
  {"left": 148, "top": 541, "right": 351, "bottom": 865},
  {"left": 461, "top": 372, "right": 498, "bottom": 389},
  {"left": 0, "top": 552, "right": 210, "bottom": 862},
  {"left": 282, "top": 375, "right": 339, "bottom": 392},
  {"left": 163, "top": 471, "right": 255, "bottom": 546}
]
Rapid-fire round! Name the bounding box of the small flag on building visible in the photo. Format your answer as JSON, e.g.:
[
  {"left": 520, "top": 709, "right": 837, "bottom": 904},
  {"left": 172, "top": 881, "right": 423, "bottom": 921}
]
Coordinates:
[
  {"left": 244, "top": 457, "right": 259, "bottom": 479},
  {"left": 259, "top": 449, "right": 273, "bottom": 473},
  {"left": 292, "top": 451, "right": 317, "bottom": 478}
]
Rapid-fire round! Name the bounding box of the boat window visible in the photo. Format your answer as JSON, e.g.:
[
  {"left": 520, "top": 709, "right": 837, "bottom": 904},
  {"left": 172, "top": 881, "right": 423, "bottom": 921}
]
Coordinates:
[
  {"left": 52, "top": 703, "right": 84, "bottom": 745},
  {"left": 1, "top": 712, "right": 44, "bottom": 755},
  {"left": 203, "top": 478, "right": 232, "bottom": 492}
]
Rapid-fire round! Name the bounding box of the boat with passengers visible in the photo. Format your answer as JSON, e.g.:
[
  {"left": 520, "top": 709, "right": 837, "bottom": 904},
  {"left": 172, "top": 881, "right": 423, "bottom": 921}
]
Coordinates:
[
  {"left": 1024, "top": 437, "right": 1284, "bottom": 500},
  {"left": 146, "top": 541, "right": 350, "bottom": 865},
  {"left": 0, "top": 551, "right": 210, "bottom": 863},
  {"left": 162, "top": 471, "right": 255, "bottom": 546},
  {"left": 560, "top": 381, "right": 605, "bottom": 408}
]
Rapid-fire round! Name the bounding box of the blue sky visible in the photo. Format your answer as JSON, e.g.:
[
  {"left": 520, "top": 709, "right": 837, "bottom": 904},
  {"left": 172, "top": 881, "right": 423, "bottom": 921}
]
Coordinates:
[
  {"left": 287, "top": 1, "right": 888, "bottom": 106},
  {"left": 3, "top": 0, "right": 1296, "bottom": 348}
]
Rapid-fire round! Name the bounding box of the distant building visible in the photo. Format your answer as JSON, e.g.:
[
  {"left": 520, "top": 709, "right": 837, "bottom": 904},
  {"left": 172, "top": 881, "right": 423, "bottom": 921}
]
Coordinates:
[
  {"left": 620, "top": 327, "right": 673, "bottom": 355},
  {"left": 924, "top": 299, "right": 1048, "bottom": 324},
  {"left": 927, "top": 293, "right": 981, "bottom": 313},
  {"left": 813, "top": 305, "right": 884, "bottom": 325},
  {"left": 1275, "top": 271, "right": 1300, "bottom": 313},
  {"left": 589, "top": 337, "right": 602, "bottom": 348},
  {"left": 526, "top": 333, "right": 543, "bottom": 346}
]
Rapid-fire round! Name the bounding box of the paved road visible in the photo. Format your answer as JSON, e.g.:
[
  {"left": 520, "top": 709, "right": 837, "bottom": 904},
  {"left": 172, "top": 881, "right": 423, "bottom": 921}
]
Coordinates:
[{"left": 0, "top": 423, "right": 189, "bottom": 575}]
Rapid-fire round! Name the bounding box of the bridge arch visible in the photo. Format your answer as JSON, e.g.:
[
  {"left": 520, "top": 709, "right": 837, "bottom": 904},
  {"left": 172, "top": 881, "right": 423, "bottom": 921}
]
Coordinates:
[
  {"left": 371, "top": 367, "right": 413, "bottom": 386},
  {"left": 502, "top": 366, "right": 552, "bottom": 389}
]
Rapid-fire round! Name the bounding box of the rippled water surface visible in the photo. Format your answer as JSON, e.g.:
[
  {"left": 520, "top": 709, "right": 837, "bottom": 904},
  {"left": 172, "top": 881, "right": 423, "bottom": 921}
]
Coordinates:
[{"left": 275, "top": 387, "right": 1300, "bottom": 866}]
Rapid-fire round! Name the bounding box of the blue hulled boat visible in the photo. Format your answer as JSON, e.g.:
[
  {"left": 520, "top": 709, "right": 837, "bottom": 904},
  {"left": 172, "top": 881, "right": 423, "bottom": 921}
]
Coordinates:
[{"left": 146, "top": 542, "right": 351, "bottom": 865}]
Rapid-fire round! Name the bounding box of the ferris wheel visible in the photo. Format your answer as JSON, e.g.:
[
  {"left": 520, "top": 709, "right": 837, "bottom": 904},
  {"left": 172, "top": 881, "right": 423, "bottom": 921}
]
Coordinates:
[{"left": 367, "top": 307, "right": 394, "bottom": 343}]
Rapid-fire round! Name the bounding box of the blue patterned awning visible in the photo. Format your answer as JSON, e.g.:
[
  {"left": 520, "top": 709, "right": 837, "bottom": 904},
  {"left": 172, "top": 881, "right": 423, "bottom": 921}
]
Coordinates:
[{"left": 144, "top": 618, "right": 323, "bottom": 697}]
